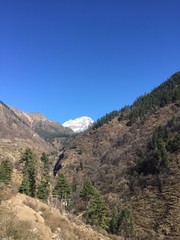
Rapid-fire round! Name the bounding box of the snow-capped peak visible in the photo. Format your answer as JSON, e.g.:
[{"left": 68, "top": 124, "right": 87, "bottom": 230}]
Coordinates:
[{"left": 62, "top": 116, "right": 94, "bottom": 133}]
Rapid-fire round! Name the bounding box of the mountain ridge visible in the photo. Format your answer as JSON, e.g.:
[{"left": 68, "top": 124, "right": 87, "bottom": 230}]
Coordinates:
[
  {"left": 0, "top": 101, "right": 52, "bottom": 161},
  {"left": 9, "top": 105, "right": 74, "bottom": 141}
]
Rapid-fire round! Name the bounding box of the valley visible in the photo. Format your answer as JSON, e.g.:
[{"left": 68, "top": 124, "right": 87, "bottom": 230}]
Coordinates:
[{"left": 0, "top": 72, "right": 180, "bottom": 239}]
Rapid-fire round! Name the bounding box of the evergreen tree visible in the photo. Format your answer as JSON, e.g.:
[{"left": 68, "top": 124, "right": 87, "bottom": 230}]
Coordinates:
[
  {"left": 37, "top": 180, "right": 49, "bottom": 200},
  {"left": 118, "top": 208, "right": 134, "bottom": 237},
  {"left": 19, "top": 171, "right": 31, "bottom": 196},
  {"left": 80, "top": 180, "right": 108, "bottom": 229},
  {"left": 109, "top": 207, "right": 121, "bottom": 234},
  {"left": 137, "top": 126, "right": 170, "bottom": 175},
  {"left": 37, "top": 153, "right": 50, "bottom": 201},
  {"left": 109, "top": 207, "right": 134, "bottom": 237},
  {"left": 0, "top": 160, "right": 12, "bottom": 184},
  {"left": 41, "top": 152, "right": 50, "bottom": 182},
  {"left": 87, "top": 191, "right": 109, "bottom": 229},
  {"left": 80, "top": 179, "right": 96, "bottom": 202},
  {"left": 19, "top": 148, "right": 36, "bottom": 197},
  {"left": 92, "top": 110, "right": 119, "bottom": 129},
  {"left": 157, "top": 139, "right": 169, "bottom": 168},
  {"left": 53, "top": 174, "right": 71, "bottom": 201},
  {"left": 167, "top": 134, "right": 180, "bottom": 152}
]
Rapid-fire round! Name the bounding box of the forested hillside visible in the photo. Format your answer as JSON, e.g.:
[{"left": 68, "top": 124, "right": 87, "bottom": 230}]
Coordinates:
[
  {"left": 93, "top": 72, "right": 180, "bottom": 128},
  {"left": 0, "top": 72, "right": 179, "bottom": 239},
  {"left": 57, "top": 72, "right": 180, "bottom": 239}
]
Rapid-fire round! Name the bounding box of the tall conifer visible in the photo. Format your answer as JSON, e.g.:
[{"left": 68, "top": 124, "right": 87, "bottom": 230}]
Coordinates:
[{"left": 19, "top": 148, "right": 36, "bottom": 197}]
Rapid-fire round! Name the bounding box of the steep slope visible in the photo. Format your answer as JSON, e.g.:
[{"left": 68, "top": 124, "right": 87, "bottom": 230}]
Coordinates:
[
  {"left": 0, "top": 102, "right": 74, "bottom": 159},
  {"left": 0, "top": 193, "right": 115, "bottom": 240},
  {"left": 55, "top": 72, "right": 180, "bottom": 239},
  {"left": 27, "top": 112, "right": 74, "bottom": 141},
  {"left": 63, "top": 116, "right": 94, "bottom": 132},
  {"left": 0, "top": 101, "right": 52, "bottom": 161}
]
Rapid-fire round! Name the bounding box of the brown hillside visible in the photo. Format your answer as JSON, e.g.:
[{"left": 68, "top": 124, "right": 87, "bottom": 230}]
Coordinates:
[
  {"left": 57, "top": 102, "right": 180, "bottom": 239},
  {"left": 0, "top": 102, "right": 52, "bottom": 161}
]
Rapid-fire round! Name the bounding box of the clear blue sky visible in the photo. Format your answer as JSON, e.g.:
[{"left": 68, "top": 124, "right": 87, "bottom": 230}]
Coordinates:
[{"left": 1, "top": 0, "right": 180, "bottom": 123}]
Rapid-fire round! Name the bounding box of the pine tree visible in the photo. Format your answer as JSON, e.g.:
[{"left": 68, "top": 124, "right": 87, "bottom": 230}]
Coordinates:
[
  {"left": 157, "top": 138, "right": 169, "bottom": 168},
  {"left": 0, "top": 160, "right": 12, "bottom": 184},
  {"left": 109, "top": 207, "right": 134, "bottom": 237},
  {"left": 80, "top": 180, "right": 108, "bottom": 229},
  {"left": 41, "top": 152, "right": 50, "bottom": 182},
  {"left": 19, "top": 148, "right": 36, "bottom": 197},
  {"left": 53, "top": 174, "right": 71, "bottom": 201},
  {"left": 109, "top": 207, "right": 120, "bottom": 234},
  {"left": 118, "top": 208, "right": 134, "bottom": 237},
  {"left": 80, "top": 179, "right": 96, "bottom": 202},
  {"left": 37, "top": 180, "right": 49, "bottom": 200},
  {"left": 37, "top": 153, "right": 50, "bottom": 201},
  {"left": 19, "top": 171, "right": 31, "bottom": 196},
  {"left": 87, "top": 191, "right": 109, "bottom": 229}
]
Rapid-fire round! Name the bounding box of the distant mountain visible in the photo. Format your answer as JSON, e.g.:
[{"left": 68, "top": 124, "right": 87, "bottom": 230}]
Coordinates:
[
  {"left": 0, "top": 102, "right": 75, "bottom": 161},
  {"left": 0, "top": 101, "right": 52, "bottom": 161},
  {"left": 63, "top": 116, "right": 94, "bottom": 132},
  {"left": 26, "top": 112, "right": 74, "bottom": 141}
]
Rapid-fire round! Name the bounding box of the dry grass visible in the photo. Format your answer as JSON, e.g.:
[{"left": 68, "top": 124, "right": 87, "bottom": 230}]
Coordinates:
[
  {"left": 23, "top": 197, "right": 41, "bottom": 212},
  {"left": 22, "top": 195, "right": 48, "bottom": 214},
  {"left": 0, "top": 205, "right": 41, "bottom": 240},
  {"left": 42, "top": 208, "right": 76, "bottom": 238}
]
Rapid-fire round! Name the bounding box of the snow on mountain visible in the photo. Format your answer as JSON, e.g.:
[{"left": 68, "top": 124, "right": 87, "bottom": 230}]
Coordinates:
[{"left": 63, "top": 116, "right": 94, "bottom": 133}]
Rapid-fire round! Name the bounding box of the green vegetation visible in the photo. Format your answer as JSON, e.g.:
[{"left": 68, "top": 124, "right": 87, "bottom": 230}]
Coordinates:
[
  {"left": 80, "top": 179, "right": 97, "bottom": 202},
  {"left": 167, "top": 134, "right": 180, "bottom": 152},
  {"left": 37, "top": 180, "right": 49, "bottom": 201},
  {"left": 34, "top": 127, "right": 74, "bottom": 142},
  {"left": 138, "top": 127, "right": 169, "bottom": 175},
  {"left": 109, "top": 207, "right": 134, "bottom": 237},
  {"left": 80, "top": 180, "right": 109, "bottom": 229},
  {"left": 53, "top": 174, "right": 71, "bottom": 202},
  {"left": 19, "top": 148, "right": 36, "bottom": 197},
  {"left": 92, "top": 72, "right": 180, "bottom": 129},
  {"left": 128, "top": 72, "right": 180, "bottom": 125},
  {"left": 0, "top": 160, "right": 12, "bottom": 184},
  {"left": 92, "top": 110, "right": 119, "bottom": 129},
  {"left": 80, "top": 180, "right": 134, "bottom": 234},
  {"left": 37, "top": 153, "right": 51, "bottom": 201},
  {"left": 87, "top": 191, "right": 109, "bottom": 229},
  {"left": 136, "top": 116, "right": 180, "bottom": 175}
]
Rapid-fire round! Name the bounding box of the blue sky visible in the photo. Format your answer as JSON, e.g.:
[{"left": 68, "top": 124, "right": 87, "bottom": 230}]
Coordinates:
[{"left": 1, "top": 0, "right": 180, "bottom": 123}]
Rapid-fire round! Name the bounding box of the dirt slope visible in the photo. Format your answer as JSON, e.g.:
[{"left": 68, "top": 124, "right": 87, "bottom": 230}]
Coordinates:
[{"left": 0, "top": 193, "right": 117, "bottom": 240}]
